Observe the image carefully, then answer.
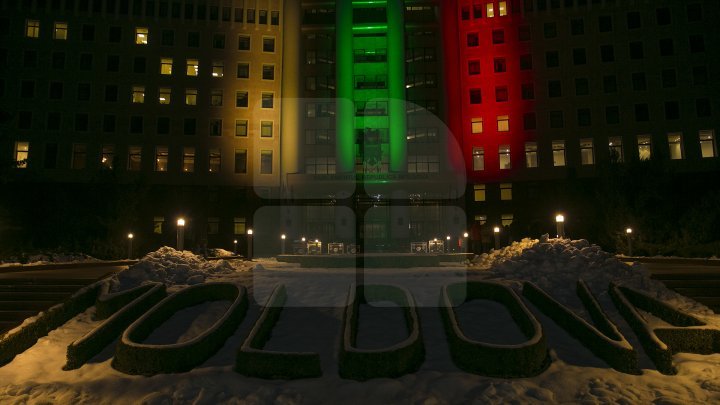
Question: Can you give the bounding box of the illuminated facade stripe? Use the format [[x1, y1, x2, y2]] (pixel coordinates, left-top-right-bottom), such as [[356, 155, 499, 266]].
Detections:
[[336, 0, 356, 173], [387, 0, 407, 172]]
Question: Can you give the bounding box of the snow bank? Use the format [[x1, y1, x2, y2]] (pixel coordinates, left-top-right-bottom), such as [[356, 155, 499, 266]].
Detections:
[[208, 248, 235, 257], [0, 252, 99, 267], [471, 238, 539, 269], [110, 247, 238, 292]]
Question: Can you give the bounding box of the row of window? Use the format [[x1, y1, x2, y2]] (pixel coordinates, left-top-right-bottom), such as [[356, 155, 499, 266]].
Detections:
[[470, 130, 717, 172], [13, 142, 275, 175], [153, 216, 247, 237], [460, 2, 509, 20], [519, 1, 702, 23], [16, 111, 274, 138]]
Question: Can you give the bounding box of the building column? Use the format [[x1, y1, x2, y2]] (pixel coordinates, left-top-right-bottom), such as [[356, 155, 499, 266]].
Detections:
[[387, 0, 407, 173], [336, 0, 355, 173], [280, 0, 301, 190]]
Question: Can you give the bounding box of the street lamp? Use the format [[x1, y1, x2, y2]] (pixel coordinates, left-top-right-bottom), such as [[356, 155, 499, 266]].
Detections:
[[127, 233, 134, 259], [626, 228, 633, 257], [555, 214, 565, 239], [446, 235, 451, 253], [463, 232, 469, 253], [247, 229, 253, 260], [233, 239, 238, 255], [493, 226, 501, 249], [281, 234, 286, 255], [176, 218, 185, 251]]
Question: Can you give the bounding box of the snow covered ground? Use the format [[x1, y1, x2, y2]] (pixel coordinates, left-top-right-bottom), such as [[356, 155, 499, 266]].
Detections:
[[0, 241, 719, 404], [0, 252, 99, 267]]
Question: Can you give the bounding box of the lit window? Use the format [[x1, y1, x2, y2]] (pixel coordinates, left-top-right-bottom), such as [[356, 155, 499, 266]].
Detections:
[[475, 215, 487, 225], [159, 88, 171, 104], [472, 147, 484, 171], [263, 37, 275, 52], [72, 144, 87, 169], [552, 140, 566, 167], [135, 27, 148, 44], [183, 147, 195, 172], [261, 121, 273, 137], [499, 145, 511, 169], [128, 146, 142, 171], [580, 139, 594, 165], [500, 183, 512, 201], [26, 20, 40, 38], [155, 146, 168, 171], [260, 150, 273, 174], [54, 22, 68, 40], [637, 135, 652, 160], [608, 137, 623, 162], [132, 86, 145, 103], [262, 92, 274, 108], [234, 217, 246, 235], [235, 119, 248, 137], [235, 149, 248, 174], [186, 59, 199, 76], [667, 133, 683, 160], [212, 61, 224, 77], [101, 145, 114, 169], [471, 118, 483, 134], [14, 142, 29, 168], [525, 142, 538, 168], [185, 88, 197, 105], [499, 1, 507, 16], [474, 184, 486, 201], [486, 3, 495, 18], [153, 217, 164, 234], [209, 149, 221, 172], [207, 218, 220, 235], [211, 89, 223, 106], [699, 130, 716, 158], [501, 214, 514, 227], [497, 115, 510, 132], [160, 58, 173, 75]]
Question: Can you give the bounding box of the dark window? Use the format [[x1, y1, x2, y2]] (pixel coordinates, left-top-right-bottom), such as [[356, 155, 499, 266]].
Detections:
[[184, 118, 196, 135], [44, 143, 58, 169], [606, 106, 620, 124], [573, 48, 586, 65], [494, 58, 507, 73], [631, 73, 646, 91], [523, 112, 536, 130], [518, 25, 531, 41], [23, 50, 37, 68], [634, 104, 649, 122], [247, 9, 255, 23], [130, 116, 143, 133], [213, 33, 225, 49], [662, 69, 677, 88], [598, 16, 612, 32], [133, 57, 146, 73], [262, 65, 274, 80], [692, 66, 708, 85], [521, 83, 534, 100], [52, 52, 65, 69], [656, 7, 671, 25], [543, 22, 557, 38], [49, 82, 63, 99], [492, 29, 505, 44], [103, 114, 116, 132], [696, 98, 711, 117], [271, 11, 280, 25], [238, 35, 250, 50], [548, 80, 561, 97], [161, 29, 174, 46], [81, 24, 95, 41], [210, 119, 222, 136], [519, 54, 532, 70], [577, 108, 591, 127], [545, 51, 559, 68], [549, 111, 564, 128], [659, 38, 674, 56], [664, 101, 679, 120], [108, 26, 122, 42], [575, 78, 589, 96], [689, 35, 705, 53], [157, 117, 170, 134], [77, 83, 91, 101], [687, 3, 702, 22], [571, 18, 584, 35], [234, 150, 247, 173], [495, 86, 508, 102], [187, 31, 200, 47], [259, 10, 268, 24], [461, 6, 470, 20], [263, 37, 275, 52], [18, 111, 32, 129], [79, 53, 93, 70], [75, 113, 89, 131], [20, 80, 35, 98], [603, 75, 617, 93], [236, 91, 248, 107], [600, 45, 614, 62], [106, 55, 120, 72], [627, 12, 641, 29], [104, 85, 118, 102], [47, 112, 61, 130], [467, 33, 479, 47], [470, 89, 482, 104], [468, 60, 480, 75]]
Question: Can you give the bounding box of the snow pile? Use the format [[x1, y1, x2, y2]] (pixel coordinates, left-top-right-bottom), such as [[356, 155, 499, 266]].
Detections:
[[471, 238, 539, 269], [0, 252, 98, 267], [110, 247, 237, 291], [208, 248, 235, 257]]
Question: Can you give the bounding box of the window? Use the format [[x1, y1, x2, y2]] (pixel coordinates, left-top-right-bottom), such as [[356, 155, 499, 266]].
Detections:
[[106, 55, 120, 72], [523, 113, 536, 130], [573, 48, 586, 65], [632, 73, 647, 91], [54, 22, 68, 40], [549, 111, 564, 128], [52, 52, 65, 69], [238, 35, 251, 50], [629, 42, 644, 59], [552, 141, 566, 166], [667, 133, 683, 160], [135, 27, 148, 44], [468, 60, 480, 75], [546, 51, 559, 68], [26, 20, 40, 38], [161, 29, 174, 46], [261, 121, 273, 137], [696, 98, 712, 118], [21, 80, 35, 98], [128, 146, 142, 171], [271, 11, 280, 25], [247, 9, 256, 23], [471, 118, 483, 134], [494, 58, 506, 73], [499, 1, 507, 16], [235, 119, 248, 137], [77, 83, 91, 101], [23, 50, 37, 68], [635, 104, 650, 122], [153, 217, 164, 234], [501, 214, 514, 227], [575, 78, 589, 96], [69, 144, 88, 170], [492, 29, 505, 44], [132, 86, 145, 103], [606, 106, 620, 124], [75, 113, 89, 131], [472, 147, 484, 171], [108, 26, 122, 42], [18, 111, 31, 129], [518, 25, 531, 41], [656, 7, 671, 25], [263, 37, 275, 52], [209, 149, 221, 172], [213, 33, 226, 49], [598, 16, 612, 32], [693, 66, 708, 86], [495, 86, 508, 102], [183, 147, 195, 172], [637, 135, 652, 161], [48, 113, 62, 131], [497, 115, 509, 132], [571, 18, 584, 35], [609, 137, 623, 162], [211, 61, 224, 78], [548, 80, 561, 97], [130, 116, 143, 134], [662, 69, 677, 88], [470, 89, 482, 104], [261, 93, 274, 109], [44, 143, 57, 169], [207, 218, 220, 235], [603, 75, 617, 93], [521, 83, 534, 100], [49, 82, 63, 100], [236, 91, 249, 108], [210, 119, 223, 136], [500, 183, 512, 201], [160, 58, 173, 75], [260, 150, 273, 174], [659, 38, 674, 56], [499, 145, 511, 169], [486, 3, 495, 18], [577, 108, 591, 127], [600, 45, 614, 62], [159, 88, 171, 104], [627, 12, 641, 29], [100, 145, 115, 169], [157, 117, 170, 134], [687, 4, 703, 22], [14, 142, 29, 168], [234, 218, 246, 235], [525, 143, 538, 168], [234, 149, 247, 174], [580, 139, 594, 165], [544, 23, 557, 39], [262, 65, 275, 80], [187, 32, 200, 47], [133, 57, 146, 74], [186, 59, 199, 76], [183, 118, 196, 135], [665, 101, 679, 120], [699, 130, 716, 158], [211, 89, 223, 106], [305, 157, 337, 174], [185, 88, 198, 105], [474, 185, 486, 202], [155, 146, 168, 171], [237, 63, 250, 78]]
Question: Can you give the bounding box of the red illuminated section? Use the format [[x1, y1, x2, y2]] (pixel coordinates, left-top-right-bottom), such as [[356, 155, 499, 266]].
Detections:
[[443, 0, 535, 183]]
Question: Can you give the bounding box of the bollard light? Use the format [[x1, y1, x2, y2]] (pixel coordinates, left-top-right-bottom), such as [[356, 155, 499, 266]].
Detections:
[[176, 218, 186, 251], [626, 228, 633, 257], [247, 229, 254, 260], [493, 227, 500, 233], [127, 233, 134, 259], [493, 226, 501, 250], [555, 214, 565, 239], [281, 234, 286, 255], [233, 239, 238, 255]]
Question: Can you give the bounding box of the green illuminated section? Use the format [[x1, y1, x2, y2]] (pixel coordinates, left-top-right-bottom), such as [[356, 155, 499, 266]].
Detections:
[[387, 0, 407, 172], [336, 1, 355, 173]]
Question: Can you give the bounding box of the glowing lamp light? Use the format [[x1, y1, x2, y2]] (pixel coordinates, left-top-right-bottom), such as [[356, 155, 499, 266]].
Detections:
[[446, 235, 451, 240], [315, 239, 319, 243], [463, 232, 469, 238], [301, 237, 306, 242], [626, 228, 633, 234], [493, 227, 501, 233], [555, 215, 565, 223], [247, 229, 253, 236], [177, 218, 185, 227], [128, 233, 134, 239], [281, 234, 286, 240], [233, 239, 238, 244]]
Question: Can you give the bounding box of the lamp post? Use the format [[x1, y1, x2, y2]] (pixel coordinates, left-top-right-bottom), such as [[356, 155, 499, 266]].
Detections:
[[176, 218, 185, 251], [555, 214, 565, 239], [281, 234, 286, 255], [446, 235, 451, 253], [247, 229, 253, 260], [626, 228, 633, 257], [233, 239, 238, 255], [127, 233, 134, 259], [463, 232, 469, 253], [493, 226, 501, 249]]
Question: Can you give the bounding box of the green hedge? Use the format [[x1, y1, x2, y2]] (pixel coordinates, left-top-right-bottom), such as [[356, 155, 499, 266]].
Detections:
[[609, 283, 719, 375], [0, 280, 103, 366], [440, 281, 550, 378], [522, 280, 639, 374], [112, 282, 247, 375], [235, 284, 322, 379], [64, 282, 167, 370], [339, 284, 424, 381], [95, 283, 159, 320]]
